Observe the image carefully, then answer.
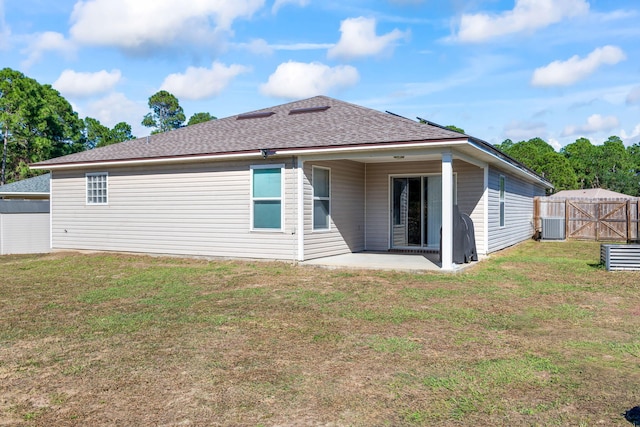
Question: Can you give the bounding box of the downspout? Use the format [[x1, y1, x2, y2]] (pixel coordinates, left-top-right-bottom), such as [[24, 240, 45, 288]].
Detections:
[[49, 171, 53, 250], [364, 163, 367, 251], [483, 166, 489, 255], [297, 157, 305, 261]]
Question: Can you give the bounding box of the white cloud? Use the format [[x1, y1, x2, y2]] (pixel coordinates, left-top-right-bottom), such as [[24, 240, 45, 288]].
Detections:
[[531, 46, 626, 87], [53, 69, 122, 98], [627, 86, 640, 105], [233, 40, 334, 53], [621, 124, 640, 142], [69, 0, 265, 52], [327, 17, 407, 60], [453, 0, 589, 43], [271, 42, 334, 51], [503, 120, 547, 142], [235, 38, 273, 54], [0, 0, 10, 50], [260, 61, 359, 99], [159, 62, 250, 101], [561, 114, 619, 137], [548, 137, 562, 151], [82, 92, 148, 135], [272, 0, 309, 14], [21, 31, 76, 68]]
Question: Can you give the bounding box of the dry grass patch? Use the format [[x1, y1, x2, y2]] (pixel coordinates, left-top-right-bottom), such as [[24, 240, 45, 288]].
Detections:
[[1, 241, 640, 425]]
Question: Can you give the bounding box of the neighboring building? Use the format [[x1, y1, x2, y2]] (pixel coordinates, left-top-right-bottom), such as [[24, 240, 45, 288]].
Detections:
[[31, 96, 552, 270], [0, 175, 50, 254], [0, 173, 50, 199], [551, 188, 634, 199]]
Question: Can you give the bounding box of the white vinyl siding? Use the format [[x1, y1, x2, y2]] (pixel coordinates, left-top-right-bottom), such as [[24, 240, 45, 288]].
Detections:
[[51, 160, 298, 260], [312, 166, 331, 230], [487, 167, 545, 253], [453, 160, 486, 255], [304, 160, 364, 260], [0, 212, 50, 254], [86, 172, 108, 205]]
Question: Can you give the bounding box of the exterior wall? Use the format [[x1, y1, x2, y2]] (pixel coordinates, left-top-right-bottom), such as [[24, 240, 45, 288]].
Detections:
[[365, 159, 486, 252], [0, 213, 50, 254], [454, 160, 486, 255], [487, 166, 546, 253], [50, 159, 298, 260], [303, 160, 365, 259]]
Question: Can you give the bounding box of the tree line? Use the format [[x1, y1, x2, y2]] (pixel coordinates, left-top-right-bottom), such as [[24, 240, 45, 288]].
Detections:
[[0, 68, 215, 185], [495, 136, 640, 196], [3, 67, 638, 195]]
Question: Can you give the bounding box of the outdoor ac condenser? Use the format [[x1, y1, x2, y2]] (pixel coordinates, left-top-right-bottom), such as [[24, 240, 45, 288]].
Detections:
[[541, 218, 565, 240]]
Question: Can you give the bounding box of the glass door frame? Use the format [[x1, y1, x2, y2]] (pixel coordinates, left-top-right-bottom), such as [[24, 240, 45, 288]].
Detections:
[[389, 173, 457, 250]]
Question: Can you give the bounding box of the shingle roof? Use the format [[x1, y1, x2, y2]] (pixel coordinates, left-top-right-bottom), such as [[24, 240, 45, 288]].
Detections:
[[0, 173, 50, 194], [32, 96, 465, 167]]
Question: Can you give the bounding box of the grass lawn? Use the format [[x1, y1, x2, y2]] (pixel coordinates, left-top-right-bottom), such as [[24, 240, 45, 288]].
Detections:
[[1, 241, 639, 426]]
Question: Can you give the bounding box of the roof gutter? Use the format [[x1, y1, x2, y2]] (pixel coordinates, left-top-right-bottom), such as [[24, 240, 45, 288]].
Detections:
[[30, 151, 266, 171], [0, 192, 49, 198], [466, 137, 553, 188]]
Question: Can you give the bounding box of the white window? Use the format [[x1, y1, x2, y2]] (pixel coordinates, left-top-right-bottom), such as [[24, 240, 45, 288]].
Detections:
[[499, 175, 505, 227], [86, 172, 108, 205], [251, 165, 284, 230], [312, 166, 331, 230]]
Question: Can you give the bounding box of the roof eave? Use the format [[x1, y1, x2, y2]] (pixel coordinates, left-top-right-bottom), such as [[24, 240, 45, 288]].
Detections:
[[29, 139, 469, 170]]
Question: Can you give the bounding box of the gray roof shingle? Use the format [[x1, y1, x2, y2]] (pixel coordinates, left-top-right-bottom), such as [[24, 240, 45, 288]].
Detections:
[[32, 96, 465, 167], [0, 173, 50, 194]]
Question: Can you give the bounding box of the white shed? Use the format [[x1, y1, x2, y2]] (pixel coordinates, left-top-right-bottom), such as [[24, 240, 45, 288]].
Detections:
[[0, 174, 51, 255]]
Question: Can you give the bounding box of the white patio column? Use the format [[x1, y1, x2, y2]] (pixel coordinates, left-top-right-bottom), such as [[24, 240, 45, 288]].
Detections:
[[441, 151, 454, 270]]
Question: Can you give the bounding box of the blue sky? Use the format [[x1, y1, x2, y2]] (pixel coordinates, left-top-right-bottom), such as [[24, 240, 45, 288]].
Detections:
[[1, 0, 639, 150]]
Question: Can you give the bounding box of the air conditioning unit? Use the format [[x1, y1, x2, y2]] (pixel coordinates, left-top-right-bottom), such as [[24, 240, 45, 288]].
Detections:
[[541, 218, 565, 240]]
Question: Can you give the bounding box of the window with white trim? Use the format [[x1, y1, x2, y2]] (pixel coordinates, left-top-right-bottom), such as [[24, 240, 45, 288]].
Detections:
[[86, 172, 108, 205], [499, 175, 505, 227], [312, 166, 330, 230], [251, 165, 284, 230]]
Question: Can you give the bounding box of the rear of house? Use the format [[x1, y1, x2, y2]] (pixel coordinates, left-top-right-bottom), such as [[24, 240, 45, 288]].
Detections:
[[33, 96, 551, 269]]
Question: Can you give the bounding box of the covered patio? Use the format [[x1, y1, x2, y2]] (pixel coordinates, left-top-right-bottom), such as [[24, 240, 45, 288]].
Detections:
[[301, 251, 480, 272]]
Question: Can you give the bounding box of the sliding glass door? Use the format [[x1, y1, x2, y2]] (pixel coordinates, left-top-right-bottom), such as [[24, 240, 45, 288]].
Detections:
[[391, 175, 444, 249]]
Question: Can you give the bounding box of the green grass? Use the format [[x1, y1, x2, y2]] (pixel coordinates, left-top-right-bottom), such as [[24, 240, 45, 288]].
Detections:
[[0, 241, 639, 426]]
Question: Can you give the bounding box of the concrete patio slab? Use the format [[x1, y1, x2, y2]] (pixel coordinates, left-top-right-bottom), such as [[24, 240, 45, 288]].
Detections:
[[301, 252, 476, 272]]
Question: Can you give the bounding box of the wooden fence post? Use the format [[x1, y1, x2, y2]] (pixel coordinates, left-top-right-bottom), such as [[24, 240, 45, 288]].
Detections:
[[627, 199, 631, 242], [565, 198, 569, 240]]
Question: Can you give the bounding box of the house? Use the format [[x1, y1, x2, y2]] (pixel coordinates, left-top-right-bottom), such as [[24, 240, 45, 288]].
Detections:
[[31, 96, 552, 270], [0, 174, 50, 254]]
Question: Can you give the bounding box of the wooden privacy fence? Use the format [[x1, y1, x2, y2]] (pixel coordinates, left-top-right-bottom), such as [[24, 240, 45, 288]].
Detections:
[[534, 197, 640, 242]]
